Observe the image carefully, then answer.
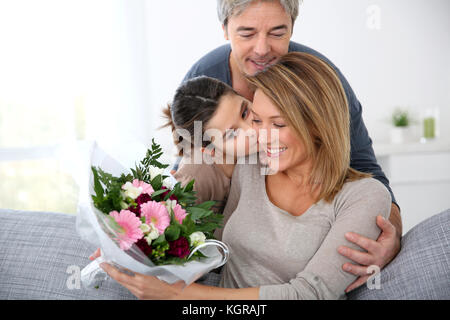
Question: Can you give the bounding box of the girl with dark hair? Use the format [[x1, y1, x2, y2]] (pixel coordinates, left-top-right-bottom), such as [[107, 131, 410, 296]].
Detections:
[[162, 76, 258, 213]]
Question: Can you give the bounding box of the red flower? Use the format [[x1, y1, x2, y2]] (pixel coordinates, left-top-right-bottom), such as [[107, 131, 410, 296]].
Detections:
[[167, 236, 190, 259], [136, 193, 152, 212], [128, 205, 140, 216], [136, 237, 153, 257], [128, 193, 152, 216], [161, 186, 178, 201]]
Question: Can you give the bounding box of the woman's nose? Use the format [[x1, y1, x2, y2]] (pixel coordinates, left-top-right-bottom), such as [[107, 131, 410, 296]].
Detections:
[[257, 127, 279, 146]]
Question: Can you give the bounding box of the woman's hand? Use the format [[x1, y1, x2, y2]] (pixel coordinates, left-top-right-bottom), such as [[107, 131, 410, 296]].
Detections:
[[99, 262, 184, 300], [338, 215, 401, 293], [89, 249, 184, 299]]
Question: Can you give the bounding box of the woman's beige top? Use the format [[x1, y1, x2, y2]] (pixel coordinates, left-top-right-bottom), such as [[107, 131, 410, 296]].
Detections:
[[218, 161, 391, 300], [173, 158, 391, 300]]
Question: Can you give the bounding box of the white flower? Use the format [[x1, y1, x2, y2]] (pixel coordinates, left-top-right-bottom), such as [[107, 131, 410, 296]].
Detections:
[[120, 201, 129, 209], [148, 223, 160, 240], [145, 235, 153, 246], [148, 165, 165, 181], [189, 231, 206, 247], [165, 199, 177, 214], [162, 177, 173, 189], [144, 224, 160, 245], [140, 223, 151, 234], [122, 181, 142, 200]]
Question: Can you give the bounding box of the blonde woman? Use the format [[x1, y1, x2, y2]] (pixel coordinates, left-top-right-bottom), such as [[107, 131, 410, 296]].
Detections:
[[100, 52, 391, 300]]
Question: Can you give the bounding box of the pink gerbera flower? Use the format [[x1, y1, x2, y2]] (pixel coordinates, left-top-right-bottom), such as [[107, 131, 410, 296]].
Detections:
[[140, 201, 170, 234], [172, 203, 187, 224], [132, 179, 154, 196], [109, 210, 144, 251]]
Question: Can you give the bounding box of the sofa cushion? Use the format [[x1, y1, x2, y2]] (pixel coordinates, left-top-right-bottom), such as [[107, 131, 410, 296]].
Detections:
[[0, 209, 136, 300], [347, 209, 450, 300]]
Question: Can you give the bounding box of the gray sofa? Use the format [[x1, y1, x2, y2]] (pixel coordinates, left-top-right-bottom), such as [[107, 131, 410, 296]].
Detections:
[[0, 208, 449, 300]]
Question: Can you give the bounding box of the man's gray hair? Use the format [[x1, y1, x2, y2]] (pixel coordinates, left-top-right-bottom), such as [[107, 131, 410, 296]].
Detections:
[[217, 0, 302, 26]]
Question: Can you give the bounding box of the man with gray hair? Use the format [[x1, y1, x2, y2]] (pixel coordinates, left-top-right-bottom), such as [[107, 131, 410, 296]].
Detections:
[[182, 0, 402, 294]]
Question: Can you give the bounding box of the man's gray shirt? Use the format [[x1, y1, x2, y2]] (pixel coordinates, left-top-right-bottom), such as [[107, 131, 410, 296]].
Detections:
[[181, 41, 397, 207]]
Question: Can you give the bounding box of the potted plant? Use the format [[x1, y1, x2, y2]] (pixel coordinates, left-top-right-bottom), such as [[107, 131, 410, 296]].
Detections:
[[390, 108, 411, 144]]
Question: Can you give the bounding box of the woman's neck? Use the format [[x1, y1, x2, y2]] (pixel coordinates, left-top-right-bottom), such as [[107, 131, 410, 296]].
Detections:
[[278, 160, 319, 198]]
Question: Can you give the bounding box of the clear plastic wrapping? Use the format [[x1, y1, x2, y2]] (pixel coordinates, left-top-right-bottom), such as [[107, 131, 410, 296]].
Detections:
[[76, 142, 229, 289]]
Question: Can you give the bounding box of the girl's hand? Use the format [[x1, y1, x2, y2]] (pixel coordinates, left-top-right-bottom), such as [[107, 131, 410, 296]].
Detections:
[[99, 262, 184, 300], [89, 248, 101, 261]]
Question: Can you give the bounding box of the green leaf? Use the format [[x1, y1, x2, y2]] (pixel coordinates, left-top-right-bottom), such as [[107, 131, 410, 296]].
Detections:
[[91, 167, 104, 199], [194, 222, 222, 233], [186, 207, 211, 220], [181, 213, 196, 236], [183, 179, 195, 192], [196, 201, 215, 210], [151, 189, 167, 199], [110, 182, 124, 210], [152, 234, 166, 246], [151, 174, 163, 191], [163, 188, 176, 201], [164, 225, 181, 241]]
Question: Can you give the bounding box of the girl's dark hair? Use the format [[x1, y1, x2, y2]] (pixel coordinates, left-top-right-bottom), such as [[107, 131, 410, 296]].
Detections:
[[161, 76, 235, 156]]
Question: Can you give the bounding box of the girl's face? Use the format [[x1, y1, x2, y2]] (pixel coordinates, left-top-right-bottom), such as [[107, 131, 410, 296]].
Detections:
[[204, 92, 258, 161], [251, 89, 309, 173]]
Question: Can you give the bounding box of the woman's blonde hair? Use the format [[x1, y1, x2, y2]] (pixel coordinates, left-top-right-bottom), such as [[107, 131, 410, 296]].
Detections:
[[247, 52, 371, 202]]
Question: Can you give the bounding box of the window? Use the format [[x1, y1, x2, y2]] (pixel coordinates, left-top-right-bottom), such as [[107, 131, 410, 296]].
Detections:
[[0, 0, 150, 214]]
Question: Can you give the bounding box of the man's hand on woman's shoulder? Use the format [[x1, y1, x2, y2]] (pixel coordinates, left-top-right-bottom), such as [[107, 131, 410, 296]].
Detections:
[[338, 212, 401, 293]]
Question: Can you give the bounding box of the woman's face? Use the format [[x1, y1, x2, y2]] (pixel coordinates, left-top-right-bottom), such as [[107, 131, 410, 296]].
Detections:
[[204, 92, 258, 162], [251, 89, 309, 173]]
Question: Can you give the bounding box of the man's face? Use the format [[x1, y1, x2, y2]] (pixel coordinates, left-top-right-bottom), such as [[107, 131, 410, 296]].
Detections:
[[224, 0, 293, 76]]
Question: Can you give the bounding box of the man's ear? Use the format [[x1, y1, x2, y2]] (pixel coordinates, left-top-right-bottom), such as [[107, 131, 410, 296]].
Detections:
[[222, 24, 229, 41]]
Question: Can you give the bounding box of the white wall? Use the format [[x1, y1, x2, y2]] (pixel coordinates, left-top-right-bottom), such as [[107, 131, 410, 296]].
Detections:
[[145, 0, 224, 164], [295, 0, 450, 144], [144, 0, 450, 163]]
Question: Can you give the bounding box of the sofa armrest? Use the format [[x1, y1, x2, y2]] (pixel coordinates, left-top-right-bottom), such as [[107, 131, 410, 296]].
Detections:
[[347, 209, 450, 300]]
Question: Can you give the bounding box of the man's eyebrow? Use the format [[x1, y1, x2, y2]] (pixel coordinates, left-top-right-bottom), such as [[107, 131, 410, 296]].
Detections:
[[236, 25, 288, 33], [236, 26, 255, 32], [269, 25, 288, 32]]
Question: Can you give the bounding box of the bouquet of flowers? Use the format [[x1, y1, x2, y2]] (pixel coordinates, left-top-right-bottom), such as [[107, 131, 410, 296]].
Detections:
[[76, 140, 229, 288]]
